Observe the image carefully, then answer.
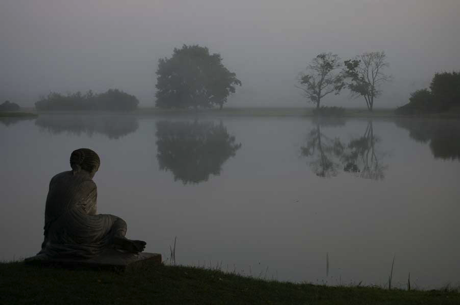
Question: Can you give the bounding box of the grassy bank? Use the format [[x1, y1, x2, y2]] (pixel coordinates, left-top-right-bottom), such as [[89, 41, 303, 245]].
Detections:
[[1, 262, 458, 305]]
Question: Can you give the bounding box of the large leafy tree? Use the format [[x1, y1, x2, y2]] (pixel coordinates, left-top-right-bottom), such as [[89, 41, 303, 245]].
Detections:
[[343, 51, 391, 112], [296, 53, 344, 109], [155, 45, 242, 109]]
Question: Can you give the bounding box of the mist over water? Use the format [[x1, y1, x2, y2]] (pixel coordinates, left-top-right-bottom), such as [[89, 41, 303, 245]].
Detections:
[[1, 115, 459, 288]]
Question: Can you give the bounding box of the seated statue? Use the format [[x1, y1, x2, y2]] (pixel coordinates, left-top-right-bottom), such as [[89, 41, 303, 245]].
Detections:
[[38, 148, 146, 259]]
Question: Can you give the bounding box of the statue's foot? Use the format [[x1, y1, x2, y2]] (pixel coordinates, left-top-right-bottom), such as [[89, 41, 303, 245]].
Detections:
[[114, 237, 146, 253], [132, 240, 147, 252], [25, 253, 49, 262]]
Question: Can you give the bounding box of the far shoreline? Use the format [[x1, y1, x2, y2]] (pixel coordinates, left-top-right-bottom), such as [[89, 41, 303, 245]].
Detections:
[[0, 111, 38, 118], [2, 107, 460, 119]]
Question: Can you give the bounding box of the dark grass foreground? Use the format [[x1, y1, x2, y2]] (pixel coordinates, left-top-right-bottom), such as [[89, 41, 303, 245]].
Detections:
[[1, 262, 459, 305]]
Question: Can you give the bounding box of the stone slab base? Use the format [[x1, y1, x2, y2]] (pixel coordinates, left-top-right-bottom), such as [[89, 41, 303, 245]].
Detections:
[[24, 250, 162, 272]]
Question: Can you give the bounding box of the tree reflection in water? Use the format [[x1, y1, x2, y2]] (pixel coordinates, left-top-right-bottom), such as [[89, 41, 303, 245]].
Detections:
[[156, 120, 242, 184], [301, 123, 344, 178], [395, 119, 460, 161], [35, 115, 139, 139], [301, 120, 386, 180], [342, 121, 386, 180], [0, 116, 36, 126]]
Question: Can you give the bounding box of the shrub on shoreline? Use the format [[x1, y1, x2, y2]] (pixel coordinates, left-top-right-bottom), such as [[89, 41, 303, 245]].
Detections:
[[396, 72, 459, 115], [0, 100, 20, 112], [35, 89, 139, 112]]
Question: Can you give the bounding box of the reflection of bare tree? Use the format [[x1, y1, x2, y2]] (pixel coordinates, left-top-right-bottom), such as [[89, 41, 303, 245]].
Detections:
[[301, 124, 344, 178], [0, 116, 36, 126], [342, 121, 386, 180], [301, 120, 386, 180]]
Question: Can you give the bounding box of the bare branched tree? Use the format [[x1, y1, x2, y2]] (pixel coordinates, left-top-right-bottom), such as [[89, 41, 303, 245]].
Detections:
[[344, 51, 391, 112], [296, 53, 344, 109]]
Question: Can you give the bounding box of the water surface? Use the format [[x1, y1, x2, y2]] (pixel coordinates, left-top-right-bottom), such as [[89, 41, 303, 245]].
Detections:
[[1, 114, 459, 289]]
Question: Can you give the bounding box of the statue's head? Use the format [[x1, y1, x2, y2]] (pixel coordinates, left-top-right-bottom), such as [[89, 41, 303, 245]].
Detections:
[[70, 148, 100, 178]]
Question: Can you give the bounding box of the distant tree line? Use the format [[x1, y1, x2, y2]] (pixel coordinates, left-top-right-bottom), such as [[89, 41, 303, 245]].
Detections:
[[396, 72, 460, 115], [154, 46, 458, 115], [35, 89, 139, 111], [32, 44, 457, 114], [154, 46, 396, 112]]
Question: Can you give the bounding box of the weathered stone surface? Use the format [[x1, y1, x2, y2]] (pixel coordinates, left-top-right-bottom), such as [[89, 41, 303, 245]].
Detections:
[[25, 250, 161, 272], [38, 148, 147, 260]]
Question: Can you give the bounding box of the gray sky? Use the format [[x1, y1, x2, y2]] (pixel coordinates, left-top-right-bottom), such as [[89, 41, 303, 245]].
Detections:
[[1, 0, 459, 108]]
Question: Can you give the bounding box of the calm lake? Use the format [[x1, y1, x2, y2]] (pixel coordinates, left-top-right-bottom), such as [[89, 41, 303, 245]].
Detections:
[[1, 114, 459, 289]]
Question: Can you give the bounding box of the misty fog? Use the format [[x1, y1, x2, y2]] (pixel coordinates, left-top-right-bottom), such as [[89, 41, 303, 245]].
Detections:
[[1, 0, 459, 108]]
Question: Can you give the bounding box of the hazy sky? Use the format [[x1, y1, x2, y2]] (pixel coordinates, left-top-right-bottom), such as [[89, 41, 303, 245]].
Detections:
[[1, 0, 459, 108]]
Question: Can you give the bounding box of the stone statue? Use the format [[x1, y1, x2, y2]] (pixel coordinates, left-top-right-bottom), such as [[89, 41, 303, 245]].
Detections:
[[37, 148, 146, 259]]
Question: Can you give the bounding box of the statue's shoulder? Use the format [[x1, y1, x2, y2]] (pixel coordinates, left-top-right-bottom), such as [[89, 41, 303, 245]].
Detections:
[[50, 171, 71, 182], [49, 171, 95, 187]]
